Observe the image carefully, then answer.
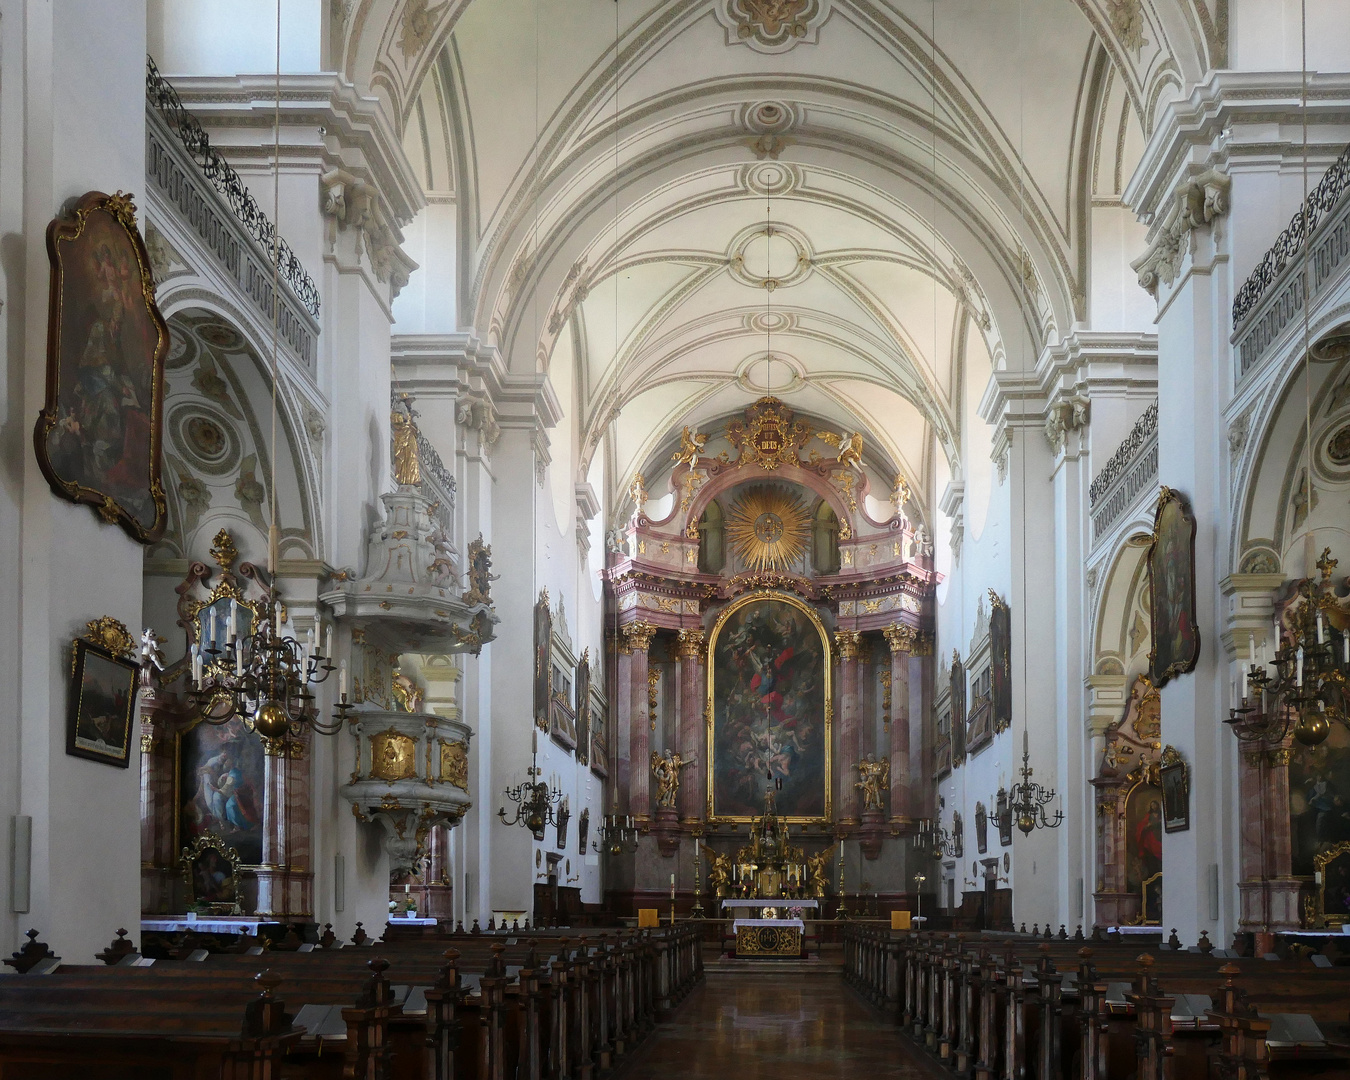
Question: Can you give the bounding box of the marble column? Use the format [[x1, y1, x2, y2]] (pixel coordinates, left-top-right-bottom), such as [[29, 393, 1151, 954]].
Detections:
[[625, 623, 658, 820], [676, 629, 706, 823], [612, 633, 633, 816], [883, 625, 914, 824], [835, 630, 863, 824]]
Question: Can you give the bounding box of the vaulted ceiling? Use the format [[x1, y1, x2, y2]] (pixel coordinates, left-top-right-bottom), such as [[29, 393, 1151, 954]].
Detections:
[[387, 0, 1219, 516]]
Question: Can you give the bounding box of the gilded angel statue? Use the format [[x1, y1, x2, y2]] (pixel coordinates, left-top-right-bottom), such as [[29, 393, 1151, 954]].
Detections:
[[391, 397, 421, 486], [854, 754, 890, 813], [651, 748, 691, 808], [704, 848, 733, 900], [671, 426, 708, 467], [818, 429, 864, 468], [805, 848, 833, 899]]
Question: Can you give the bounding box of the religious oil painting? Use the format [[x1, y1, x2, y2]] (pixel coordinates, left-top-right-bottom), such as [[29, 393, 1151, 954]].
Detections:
[[1147, 487, 1200, 686], [66, 639, 138, 767], [989, 592, 1012, 733], [35, 191, 168, 542], [178, 719, 265, 866], [1160, 749, 1190, 833], [708, 593, 830, 820], [1321, 847, 1350, 925], [1288, 725, 1350, 878], [534, 591, 552, 732], [1125, 782, 1163, 923]]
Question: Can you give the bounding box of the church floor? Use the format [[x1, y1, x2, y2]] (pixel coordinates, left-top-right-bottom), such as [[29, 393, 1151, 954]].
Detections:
[[620, 974, 945, 1079]]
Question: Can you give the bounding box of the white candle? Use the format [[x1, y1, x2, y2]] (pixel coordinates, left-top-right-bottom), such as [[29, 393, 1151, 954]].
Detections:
[[228, 599, 238, 641], [192, 644, 203, 686], [236, 644, 245, 677], [275, 607, 283, 637], [1317, 612, 1325, 645], [340, 660, 349, 698], [1247, 633, 1254, 664], [325, 624, 334, 659], [1296, 647, 1304, 687], [1240, 668, 1247, 701], [1343, 631, 1348, 665]]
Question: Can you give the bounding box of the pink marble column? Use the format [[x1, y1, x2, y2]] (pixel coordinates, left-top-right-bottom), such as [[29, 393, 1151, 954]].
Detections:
[[612, 633, 633, 816], [835, 630, 863, 824], [254, 735, 313, 919], [676, 629, 706, 822], [883, 625, 913, 823], [138, 697, 179, 915], [625, 623, 658, 820]]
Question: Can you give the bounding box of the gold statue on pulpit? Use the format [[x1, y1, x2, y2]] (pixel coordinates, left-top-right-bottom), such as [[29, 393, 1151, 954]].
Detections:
[[705, 849, 733, 900]]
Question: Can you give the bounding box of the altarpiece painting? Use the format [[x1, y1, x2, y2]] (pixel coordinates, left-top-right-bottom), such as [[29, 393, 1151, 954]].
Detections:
[[989, 592, 1012, 733], [35, 191, 168, 542], [708, 593, 830, 820], [1289, 724, 1350, 878], [177, 718, 265, 867]]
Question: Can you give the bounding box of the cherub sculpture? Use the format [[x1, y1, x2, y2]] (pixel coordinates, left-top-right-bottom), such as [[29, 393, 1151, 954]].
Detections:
[[704, 849, 733, 900], [805, 848, 834, 899], [650, 748, 691, 808], [671, 426, 708, 467]]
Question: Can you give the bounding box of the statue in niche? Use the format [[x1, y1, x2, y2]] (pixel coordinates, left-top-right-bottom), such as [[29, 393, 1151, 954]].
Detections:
[[391, 670, 423, 714], [651, 749, 690, 808], [391, 397, 421, 486]]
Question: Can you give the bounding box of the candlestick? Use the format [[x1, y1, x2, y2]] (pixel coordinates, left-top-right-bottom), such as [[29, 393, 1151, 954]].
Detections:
[[326, 624, 334, 660], [340, 660, 349, 699], [1317, 612, 1325, 645], [1296, 647, 1304, 687]]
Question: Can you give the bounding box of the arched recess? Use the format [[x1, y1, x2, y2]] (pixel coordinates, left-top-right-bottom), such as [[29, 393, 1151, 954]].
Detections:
[[1231, 337, 1350, 579], [151, 307, 323, 572], [1091, 531, 1154, 684]]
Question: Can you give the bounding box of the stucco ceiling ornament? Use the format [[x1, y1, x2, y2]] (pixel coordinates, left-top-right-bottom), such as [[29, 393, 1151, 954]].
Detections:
[[725, 396, 812, 470], [726, 484, 810, 572], [399, 0, 450, 58], [715, 0, 829, 54], [1105, 0, 1148, 52]]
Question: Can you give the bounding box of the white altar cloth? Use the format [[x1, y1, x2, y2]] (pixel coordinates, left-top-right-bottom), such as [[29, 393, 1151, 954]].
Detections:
[[721, 899, 818, 910]]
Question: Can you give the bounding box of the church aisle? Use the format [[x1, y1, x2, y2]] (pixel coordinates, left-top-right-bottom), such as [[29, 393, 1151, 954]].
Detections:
[[620, 974, 945, 1079]]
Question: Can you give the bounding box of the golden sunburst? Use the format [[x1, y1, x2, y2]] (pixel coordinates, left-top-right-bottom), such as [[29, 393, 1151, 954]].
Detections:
[[726, 484, 810, 571]]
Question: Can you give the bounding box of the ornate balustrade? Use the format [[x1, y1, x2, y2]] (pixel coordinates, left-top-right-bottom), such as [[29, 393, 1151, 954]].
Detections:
[[1088, 400, 1158, 543], [1232, 142, 1350, 379], [145, 55, 320, 370]]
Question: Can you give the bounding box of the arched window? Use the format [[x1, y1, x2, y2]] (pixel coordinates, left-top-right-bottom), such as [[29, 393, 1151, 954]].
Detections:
[[812, 500, 840, 573], [697, 500, 725, 573]]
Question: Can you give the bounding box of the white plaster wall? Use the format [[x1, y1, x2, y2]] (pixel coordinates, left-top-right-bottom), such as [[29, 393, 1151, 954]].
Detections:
[[392, 203, 458, 334], [148, 0, 323, 74], [0, 0, 149, 960]]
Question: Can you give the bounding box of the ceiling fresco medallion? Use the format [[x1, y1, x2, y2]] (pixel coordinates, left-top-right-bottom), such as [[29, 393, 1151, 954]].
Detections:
[[716, 0, 829, 53]]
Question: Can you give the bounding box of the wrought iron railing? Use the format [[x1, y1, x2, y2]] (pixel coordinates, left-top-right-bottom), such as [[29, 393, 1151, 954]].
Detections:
[[146, 55, 320, 320], [1089, 400, 1158, 541], [1232, 142, 1350, 328]]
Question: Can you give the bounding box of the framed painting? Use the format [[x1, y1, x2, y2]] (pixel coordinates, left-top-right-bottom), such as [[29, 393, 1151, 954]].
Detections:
[[177, 718, 266, 866], [550, 661, 577, 751], [1314, 843, 1350, 928], [1124, 782, 1163, 915], [34, 191, 168, 542], [180, 833, 242, 915], [707, 592, 831, 821], [1147, 487, 1200, 686], [1160, 746, 1190, 833], [589, 702, 609, 779], [1289, 725, 1350, 877], [950, 652, 967, 766], [534, 590, 552, 732], [575, 650, 591, 766], [975, 801, 988, 855], [66, 621, 139, 767], [995, 787, 1013, 847], [989, 592, 1012, 733]]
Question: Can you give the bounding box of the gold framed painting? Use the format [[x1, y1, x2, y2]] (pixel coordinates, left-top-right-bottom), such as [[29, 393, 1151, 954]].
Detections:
[[66, 618, 139, 767], [34, 191, 168, 543], [1147, 487, 1200, 686]]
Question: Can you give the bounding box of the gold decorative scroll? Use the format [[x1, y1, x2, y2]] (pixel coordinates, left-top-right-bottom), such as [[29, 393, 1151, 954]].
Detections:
[[370, 727, 418, 783], [726, 484, 809, 571]]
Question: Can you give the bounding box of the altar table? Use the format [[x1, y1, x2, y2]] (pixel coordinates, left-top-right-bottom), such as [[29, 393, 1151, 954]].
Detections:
[[733, 918, 805, 957]]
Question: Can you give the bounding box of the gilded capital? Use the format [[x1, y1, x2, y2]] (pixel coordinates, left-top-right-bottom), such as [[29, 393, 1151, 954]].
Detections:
[[835, 629, 863, 661], [624, 620, 658, 654], [909, 631, 934, 657], [675, 628, 705, 659], [882, 623, 917, 654]]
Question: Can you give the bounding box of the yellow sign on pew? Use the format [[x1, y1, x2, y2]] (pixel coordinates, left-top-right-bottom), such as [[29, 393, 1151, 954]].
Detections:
[[891, 910, 912, 930], [637, 908, 660, 928]]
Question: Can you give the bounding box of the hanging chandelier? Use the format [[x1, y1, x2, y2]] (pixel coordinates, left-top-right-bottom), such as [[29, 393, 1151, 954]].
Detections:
[[187, 597, 350, 742], [1229, 548, 1348, 747], [915, 816, 955, 859], [498, 730, 563, 840], [1007, 731, 1063, 835], [595, 815, 640, 856]]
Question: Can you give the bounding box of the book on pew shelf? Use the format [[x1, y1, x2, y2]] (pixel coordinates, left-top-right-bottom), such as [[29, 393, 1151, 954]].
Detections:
[[506, 937, 517, 945], [135, 956, 156, 967], [1262, 952, 1281, 961], [389, 984, 412, 1007], [1311, 954, 1332, 968], [26, 958, 62, 975], [186, 949, 210, 962], [1261, 1013, 1326, 1048], [246, 946, 265, 955], [298, 943, 316, 952], [115, 953, 143, 967], [1169, 993, 1213, 1027], [293, 1004, 349, 1041], [461, 972, 483, 994], [404, 987, 429, 1016], [1105, 981, 1132, 1013]]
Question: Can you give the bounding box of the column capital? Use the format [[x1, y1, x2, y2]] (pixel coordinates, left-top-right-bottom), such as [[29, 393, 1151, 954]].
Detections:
[[835, 629, 863, 661], [675, 627, 705, 659], [624, 621, 658, 654], [882, 623, 917, 655]]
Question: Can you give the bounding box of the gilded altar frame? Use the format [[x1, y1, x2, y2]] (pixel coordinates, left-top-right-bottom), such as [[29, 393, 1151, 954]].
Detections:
[[1311, 841, 1350, 928], [706, 589, 833, 823]]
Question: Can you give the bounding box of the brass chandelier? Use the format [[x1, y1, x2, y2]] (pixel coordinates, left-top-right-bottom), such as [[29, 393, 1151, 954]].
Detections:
[[1007, 730, 1064, 835], [1229, 548, 1348, 747], [498, 730, 563, 841], [188, 598, 350, 742]]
